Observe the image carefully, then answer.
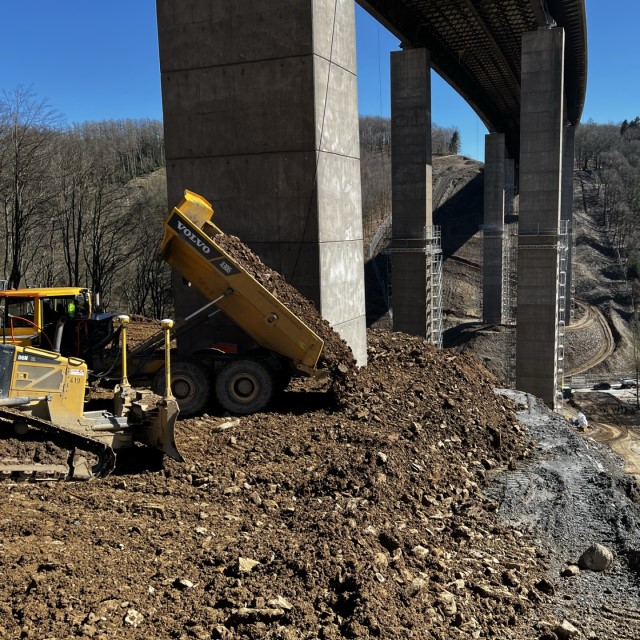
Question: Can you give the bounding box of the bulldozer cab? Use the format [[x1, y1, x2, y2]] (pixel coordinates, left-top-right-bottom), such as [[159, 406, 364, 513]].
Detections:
[[0, 288, 93, 353]]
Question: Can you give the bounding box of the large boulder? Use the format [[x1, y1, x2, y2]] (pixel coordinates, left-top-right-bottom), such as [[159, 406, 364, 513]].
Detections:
[[578, 543, 614, 571]]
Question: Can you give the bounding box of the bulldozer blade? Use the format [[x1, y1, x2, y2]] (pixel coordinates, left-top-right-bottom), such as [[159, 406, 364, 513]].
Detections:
[[145, 398, 183, 462]]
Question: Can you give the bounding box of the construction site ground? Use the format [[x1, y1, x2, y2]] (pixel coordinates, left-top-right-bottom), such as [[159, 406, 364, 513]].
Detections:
[[1, 331, 639, 639]]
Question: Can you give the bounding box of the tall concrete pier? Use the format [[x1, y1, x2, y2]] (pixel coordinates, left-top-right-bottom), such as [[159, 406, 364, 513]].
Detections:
[[482, 133, 507, 325], [561, 124, 576, 322], [516, 27, 566, 407], [390, 47, 434, 338], [156, 0, 367, 363]]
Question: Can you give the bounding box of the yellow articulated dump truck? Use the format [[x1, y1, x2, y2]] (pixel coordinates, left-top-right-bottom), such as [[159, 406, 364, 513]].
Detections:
[[156, 190, 325, 415], [0, 191, 324, 417]]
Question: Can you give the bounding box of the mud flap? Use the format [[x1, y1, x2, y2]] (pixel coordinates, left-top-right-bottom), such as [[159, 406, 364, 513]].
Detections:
[[143, 397, 183, 462]]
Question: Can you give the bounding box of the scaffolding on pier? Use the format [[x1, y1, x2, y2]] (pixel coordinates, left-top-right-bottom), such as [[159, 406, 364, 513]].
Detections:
[[556, 220, 570, 409], [387, 225, 443, 348]]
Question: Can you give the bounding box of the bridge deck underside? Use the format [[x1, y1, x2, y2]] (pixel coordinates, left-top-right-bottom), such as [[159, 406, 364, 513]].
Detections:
[[358, 0, 587, 157]]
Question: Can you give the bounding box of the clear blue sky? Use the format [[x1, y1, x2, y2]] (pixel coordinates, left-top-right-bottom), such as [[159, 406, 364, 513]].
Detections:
[[0, 1, 637, 161]]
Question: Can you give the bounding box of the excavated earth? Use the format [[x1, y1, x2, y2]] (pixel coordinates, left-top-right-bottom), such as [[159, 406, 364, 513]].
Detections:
[[1, 332, 640, 639], [0, 332, 553, 639]]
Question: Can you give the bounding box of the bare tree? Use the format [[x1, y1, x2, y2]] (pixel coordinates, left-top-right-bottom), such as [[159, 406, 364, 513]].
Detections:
[[121, 173, 173, 317], [0, 87, 60, 287], [82, 173, 136, 306], [53, 129, 101, 286]]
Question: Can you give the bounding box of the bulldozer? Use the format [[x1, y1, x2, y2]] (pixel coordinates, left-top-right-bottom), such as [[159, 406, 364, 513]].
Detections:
[[0, 316, 181, 481]]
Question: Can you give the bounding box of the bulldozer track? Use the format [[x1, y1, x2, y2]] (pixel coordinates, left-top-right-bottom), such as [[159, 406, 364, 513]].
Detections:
[[566, 301, 615, 375], [0, 407, 116, 480]]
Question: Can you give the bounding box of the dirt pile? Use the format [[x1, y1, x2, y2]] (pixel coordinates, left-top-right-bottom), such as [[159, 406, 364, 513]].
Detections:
[[0, 329, 563, 639], [216, 234, 356, 381]]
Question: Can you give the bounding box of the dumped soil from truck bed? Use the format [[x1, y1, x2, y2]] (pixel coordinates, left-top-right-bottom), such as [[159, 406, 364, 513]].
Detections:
[[216, 234, 356, 382]]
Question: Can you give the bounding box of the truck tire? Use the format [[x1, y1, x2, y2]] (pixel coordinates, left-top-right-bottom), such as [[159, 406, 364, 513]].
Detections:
[[214, 359, 274, 415], [152, 360, 210, 417]]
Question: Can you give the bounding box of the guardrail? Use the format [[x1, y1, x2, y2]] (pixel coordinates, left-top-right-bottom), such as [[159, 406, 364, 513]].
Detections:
[[568, 373, 638, 390]]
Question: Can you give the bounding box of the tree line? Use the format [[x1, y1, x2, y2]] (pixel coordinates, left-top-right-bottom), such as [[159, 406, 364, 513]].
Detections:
[[575, 118, 640, 276], [0, 87, 171, 317]]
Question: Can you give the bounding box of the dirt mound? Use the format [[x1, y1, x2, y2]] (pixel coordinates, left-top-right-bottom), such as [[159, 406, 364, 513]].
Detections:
[[0, 329, 560, 639], [216, 234, 356, 381]]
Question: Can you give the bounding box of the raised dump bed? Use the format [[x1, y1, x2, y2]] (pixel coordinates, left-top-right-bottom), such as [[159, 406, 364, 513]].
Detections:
[[159, 190, 324, 374]]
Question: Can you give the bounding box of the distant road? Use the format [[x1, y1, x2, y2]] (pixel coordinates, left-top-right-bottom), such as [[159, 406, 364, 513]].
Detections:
[[566, 301, 615, 375]]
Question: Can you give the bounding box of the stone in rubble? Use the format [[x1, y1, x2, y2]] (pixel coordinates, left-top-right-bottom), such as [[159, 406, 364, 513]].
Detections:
[[578, 543, 614, 571], [268, 595, 293, 611], [554, 619, 579, 639], [560, 564, 580, 577], [237, 557, 261, 573], [436, 590, 457, 617], [174, 578, 195, 590], [411, 545, 430, 560], [124, 609, 144, 628], [406, 577, 426, 597]]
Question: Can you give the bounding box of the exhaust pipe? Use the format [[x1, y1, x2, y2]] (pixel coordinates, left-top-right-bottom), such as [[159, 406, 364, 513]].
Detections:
[[53, 317, 67, 353]]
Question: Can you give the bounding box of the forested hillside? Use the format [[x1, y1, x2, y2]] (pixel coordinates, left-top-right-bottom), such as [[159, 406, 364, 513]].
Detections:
[[0, 87, 170, 316], [574, 118, 640, 304]]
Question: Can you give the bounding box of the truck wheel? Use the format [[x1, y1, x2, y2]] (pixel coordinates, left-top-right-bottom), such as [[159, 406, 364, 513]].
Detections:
[[215, 359, 274, 415], [152, 361, 210, 417]]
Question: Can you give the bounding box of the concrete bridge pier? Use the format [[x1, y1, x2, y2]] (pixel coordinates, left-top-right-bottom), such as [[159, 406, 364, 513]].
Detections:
[[561, 124, 576, 323], [515, 27, 566, 407], [482, 133, 507, 325], [390, 47, 435, 339], [156, 0, 367, 364]]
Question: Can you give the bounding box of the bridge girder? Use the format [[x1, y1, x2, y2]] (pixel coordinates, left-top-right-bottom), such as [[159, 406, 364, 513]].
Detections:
[[357, 0, 587, 159]]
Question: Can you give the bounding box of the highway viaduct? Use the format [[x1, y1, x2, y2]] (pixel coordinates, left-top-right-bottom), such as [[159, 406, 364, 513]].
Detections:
[[156, 0, 587, 408]]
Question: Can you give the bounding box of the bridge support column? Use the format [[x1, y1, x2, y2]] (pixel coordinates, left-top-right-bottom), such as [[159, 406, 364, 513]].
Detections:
[[561, 124, 576, 323], [482, 133, 506, 325], [156, 0, 367, 364], [390, 47, 434, 339], [516, 27, 565, 407]]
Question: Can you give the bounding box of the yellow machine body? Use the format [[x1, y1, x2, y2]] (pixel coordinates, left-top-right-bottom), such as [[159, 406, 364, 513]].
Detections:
[[159, 190, 324, 372], [2, 344, 87, 423], [0, 342, 182, 471]]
